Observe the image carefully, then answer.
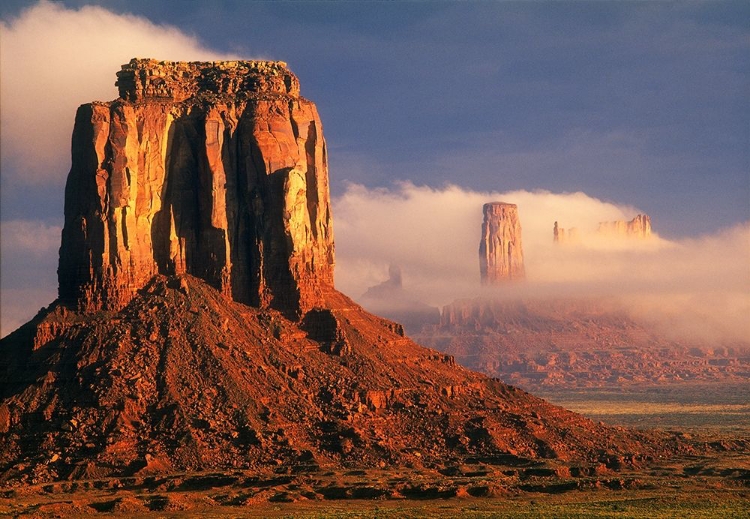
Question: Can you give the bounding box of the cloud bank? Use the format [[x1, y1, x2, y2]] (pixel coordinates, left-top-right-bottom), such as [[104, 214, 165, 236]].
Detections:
[[333, 183, 750, 344], [0, 0, 234, 186]]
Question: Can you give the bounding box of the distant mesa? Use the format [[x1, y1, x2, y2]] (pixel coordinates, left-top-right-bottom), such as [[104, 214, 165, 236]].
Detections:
[[479, 202, 525, 284], [597, 214, 652, 239], [362, 264, 403, 299], [553, 214, 652, 244]]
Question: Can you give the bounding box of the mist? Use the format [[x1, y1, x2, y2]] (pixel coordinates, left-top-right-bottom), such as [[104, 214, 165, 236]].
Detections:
[[333, 183, 750, 344]]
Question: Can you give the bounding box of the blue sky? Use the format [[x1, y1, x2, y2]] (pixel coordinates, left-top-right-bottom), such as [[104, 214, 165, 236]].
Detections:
[[1, 1, 748, 335]]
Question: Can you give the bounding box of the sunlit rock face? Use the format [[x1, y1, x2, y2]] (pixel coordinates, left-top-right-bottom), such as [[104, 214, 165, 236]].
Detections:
[[597, 214, 652, 239], [58, 59, 334, 317], [478, 202, 525, 284]]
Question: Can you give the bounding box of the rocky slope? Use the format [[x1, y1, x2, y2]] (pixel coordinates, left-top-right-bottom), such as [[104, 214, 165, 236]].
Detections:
[[1, 276, 696, 485], [479, 202, 525, 284]]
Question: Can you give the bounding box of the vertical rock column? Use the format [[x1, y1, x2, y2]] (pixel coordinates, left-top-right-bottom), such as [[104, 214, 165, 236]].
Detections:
[[478, 202, 525, 284], [58, 59, 335, 317]]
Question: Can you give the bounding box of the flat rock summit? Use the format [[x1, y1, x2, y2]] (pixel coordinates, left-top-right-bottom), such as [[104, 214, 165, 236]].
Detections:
[[0, 59, 706, 486], [59, 58, 333, 318]]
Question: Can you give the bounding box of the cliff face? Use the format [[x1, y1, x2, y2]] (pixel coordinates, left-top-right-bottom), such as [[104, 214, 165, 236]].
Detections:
[[479, 202, 525, 284], [58, 59, 334, 317], [597, 214, 652, 239]]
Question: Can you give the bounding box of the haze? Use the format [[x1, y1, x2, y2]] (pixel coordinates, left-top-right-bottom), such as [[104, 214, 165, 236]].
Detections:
[[335, 183, 750, 344]]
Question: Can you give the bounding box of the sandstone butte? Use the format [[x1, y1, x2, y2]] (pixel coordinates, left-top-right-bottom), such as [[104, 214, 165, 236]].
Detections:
[[0, 59, 710, 486], [59, 58, 333, 319], [479, 202, 525, 284]]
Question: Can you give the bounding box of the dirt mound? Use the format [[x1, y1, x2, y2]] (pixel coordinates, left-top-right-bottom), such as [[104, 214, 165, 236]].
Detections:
[[0, 275, 694, 485]]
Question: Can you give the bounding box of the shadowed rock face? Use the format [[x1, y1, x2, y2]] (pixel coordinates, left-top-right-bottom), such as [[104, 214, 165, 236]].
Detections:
[[58, 59, 334, 317], [479, 202, 525, 284]]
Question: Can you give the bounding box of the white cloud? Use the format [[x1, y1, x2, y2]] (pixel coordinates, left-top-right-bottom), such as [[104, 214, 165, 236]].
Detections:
[[333, 182, 651, 300], [0, 0, 235, 185], [333, 183, 750, 343]]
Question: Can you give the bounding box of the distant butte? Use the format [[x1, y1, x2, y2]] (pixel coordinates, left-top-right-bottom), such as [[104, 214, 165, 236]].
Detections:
[[479, 202, 525, 284], [597, 214, 652, 239], [553, 214, 652, 244], [553, 221, 580, 244]]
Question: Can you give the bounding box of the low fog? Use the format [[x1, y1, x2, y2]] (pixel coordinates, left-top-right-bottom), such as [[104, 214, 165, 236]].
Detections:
[[333, 183, 750, 344]]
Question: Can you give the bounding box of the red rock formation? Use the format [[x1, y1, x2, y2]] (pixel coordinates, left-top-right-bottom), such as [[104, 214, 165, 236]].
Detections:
[[58, 59, 334, 317], [0, 58, 713, 489], [597, 214, 652, 239], [417, 297, 750, 390], [479, 202, 525, 284]]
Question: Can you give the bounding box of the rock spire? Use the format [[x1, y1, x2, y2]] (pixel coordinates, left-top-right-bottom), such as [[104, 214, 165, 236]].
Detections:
[[58, 59, 334, 317], [479, 202, 525, 284]]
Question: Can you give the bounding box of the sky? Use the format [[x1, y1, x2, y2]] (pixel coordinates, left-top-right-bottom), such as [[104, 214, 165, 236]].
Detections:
[[1, 1, 748, 338]]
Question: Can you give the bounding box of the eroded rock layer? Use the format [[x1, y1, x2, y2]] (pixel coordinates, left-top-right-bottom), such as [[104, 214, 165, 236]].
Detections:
[[416, 297, 750, 390], [479, 202, 525, 284], [58, 59, 334, 317]]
